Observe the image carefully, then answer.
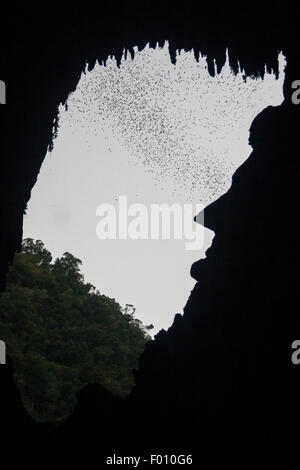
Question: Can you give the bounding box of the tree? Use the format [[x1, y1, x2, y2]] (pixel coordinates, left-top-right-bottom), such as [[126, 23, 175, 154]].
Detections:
[[0, 239, 152, 422]]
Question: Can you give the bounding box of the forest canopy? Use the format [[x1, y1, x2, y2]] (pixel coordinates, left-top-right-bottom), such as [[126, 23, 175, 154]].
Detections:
[[0, 238, 153, 422]]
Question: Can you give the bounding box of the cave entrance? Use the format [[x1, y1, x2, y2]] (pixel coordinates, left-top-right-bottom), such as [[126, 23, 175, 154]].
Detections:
[[2, 41, 286, 422], [24, 42, 286, 334]]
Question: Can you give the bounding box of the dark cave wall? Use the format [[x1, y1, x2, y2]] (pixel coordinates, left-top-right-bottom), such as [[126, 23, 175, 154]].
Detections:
[[128, 101, 300, 449], [0, 2, 300, 449]]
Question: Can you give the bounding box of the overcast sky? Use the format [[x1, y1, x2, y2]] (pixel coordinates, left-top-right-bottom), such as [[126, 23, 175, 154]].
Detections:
[[23, 43, 285, 335]]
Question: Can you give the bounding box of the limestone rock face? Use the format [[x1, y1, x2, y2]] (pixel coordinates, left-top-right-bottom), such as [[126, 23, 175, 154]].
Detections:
[[128, 102, 300, 449]]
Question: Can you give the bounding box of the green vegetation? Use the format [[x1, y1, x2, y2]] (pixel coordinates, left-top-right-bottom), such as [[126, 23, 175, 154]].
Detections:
[[0, 238, 153, 422]]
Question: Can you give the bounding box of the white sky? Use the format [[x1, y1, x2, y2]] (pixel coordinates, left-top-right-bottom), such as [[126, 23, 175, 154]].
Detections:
[[23, 43, 286, 335]]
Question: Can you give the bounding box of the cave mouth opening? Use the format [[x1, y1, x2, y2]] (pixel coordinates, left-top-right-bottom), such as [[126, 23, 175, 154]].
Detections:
[[0, 41, 286, 423]]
